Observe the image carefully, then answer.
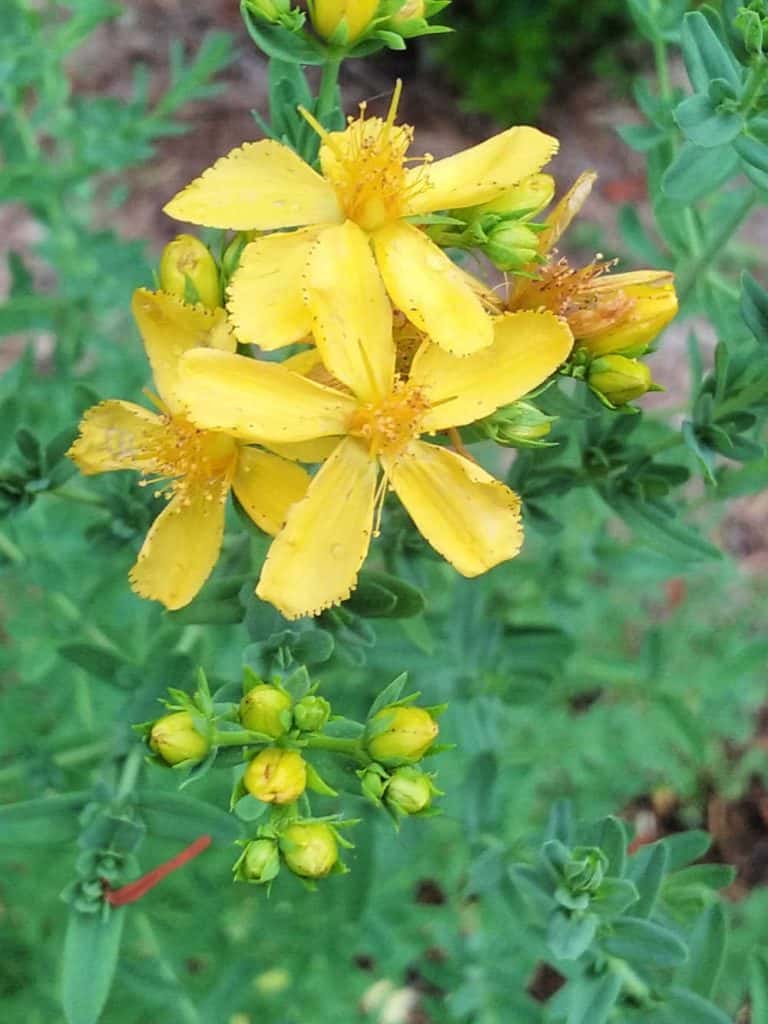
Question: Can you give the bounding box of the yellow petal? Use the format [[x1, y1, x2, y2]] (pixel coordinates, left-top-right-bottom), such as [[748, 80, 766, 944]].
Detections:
[[383, 440, 523, 576], [232, 447, 310, 536], [264, 437, 341, 463], [404, 127, 559, 215], [373, 221, 494, 355], [305, 221, 395, 401], [538, 170, 597, 253], [130, 486, 227, 610], [68, 400, 165, 475], [178, 349, 356, 443], [163, 141, 342, 230], [411, 310, 574, 432], [131, 289, 235, 413], [580, 275, 678, 356], [227, 228, 321, 349], [281, 347, 323, 375], [257, 436, 377, 619]]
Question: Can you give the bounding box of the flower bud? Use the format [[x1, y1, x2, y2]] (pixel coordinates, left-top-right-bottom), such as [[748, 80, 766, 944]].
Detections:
[[149, 711, 210, 766], [474, 174, 555, 219], [310, 0, 379, 43], [563, 847, 607, 894], [158, 235, 220, 310], [587, 355, 654, 406], [366, 705, 438, 766], [243, 748, 307, 804], [578, 278, 678, 357], [247, 0, 292, 22], [735, 6, 766, 55], [482, 221, 541, 272], [280, 822, 338, 878], [242, 839, 281, 884], [481, 401, 554, 448], [293, 694, 331, 733], [389, 0, 425, 28], [239, 684, 292, 738], [385, 766, 434, 815], [360, 766, 387, 804]]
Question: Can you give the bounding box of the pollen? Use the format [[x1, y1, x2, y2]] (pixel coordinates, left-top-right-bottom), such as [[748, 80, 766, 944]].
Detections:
[[302, 80, 432, 232], [138, 417, 237, 507], [348, 379, 430, 458]]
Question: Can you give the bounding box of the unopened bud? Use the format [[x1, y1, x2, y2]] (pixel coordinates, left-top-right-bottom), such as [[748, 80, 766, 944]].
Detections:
[[243, 748, 307, 804], [240, 684, 292, 738], [735, 6, 766, 55], [149, 711, 210, 766], [385, 766, 434, 815], [360, 766, 387, 804], [587, 355, 654, 406], [390, 0, 425, 27], [242, 839, 281, 884], [293, 694, 331, 733], [580, 277, 678, 356], [280, 822, 338, 878], [310, 0, 379, 43], [158, 235, 220, 310], [474, 174, 555, 219], [366, 705, 438, 766], [482, 221, 541, 272], [481, 401, 554, 447]]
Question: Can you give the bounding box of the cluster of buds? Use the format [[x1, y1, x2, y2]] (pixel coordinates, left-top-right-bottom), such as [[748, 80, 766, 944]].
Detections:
[[140, 666, 443, 886], [244, 0, 449, 53]]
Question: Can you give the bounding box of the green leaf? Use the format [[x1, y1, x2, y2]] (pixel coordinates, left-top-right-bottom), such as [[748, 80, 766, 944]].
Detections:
[[681, 11, 742, 92], [367, 671, 408, 718], [61, 907, 126, 1024], [661, 987, 732, 1024], [662, 142, 739, 200], [545, 799, 574, 845], [734, 134, 768, 175], [674, 93, 742, 147], [609, 496, 722, 564], [678, 904, 727, 999], [591, 878, 639, 919], [661, 829, 712, 871], [602, 917, 688, 966], [741, 270, 768, 342], [617, 122, 669, 152], [750, 952, 768, 1024], [565, 971, 622, 1024], [629, 841, 669, 918], [59, 643, 130, 682], [136, 790, 243, 843], [240, 6, 324, 64], [0, 792, 89, 845], [664, 863, 736, 893], [547, 910, 598, 961]]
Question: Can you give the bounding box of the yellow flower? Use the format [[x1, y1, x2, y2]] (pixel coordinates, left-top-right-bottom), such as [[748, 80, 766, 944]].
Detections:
[[508, 172, 678, 354], [67, 290, 310, 610], [310, 0, 380, 43], [175, 222, 573, 619], [163, 83, 558, 356]]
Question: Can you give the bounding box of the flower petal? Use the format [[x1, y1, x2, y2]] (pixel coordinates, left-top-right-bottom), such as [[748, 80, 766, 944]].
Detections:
[[538, 170, 597, 253], [130, 486, 227, 610], [227, 228, 320, 349], [131, 289, 235, 413], [373, 221, 494, 355], [68, 400, 165, 475], [305, 221, 395, 401], [412, 310, 574, 431], [178, 349, 357, 443], [257, 437, 377, 619], [404, 127, 559, 215], [383, 441, 523, 576], [163, 141, 342, 231], [232, 447, 310, 536], [264, 437, 341, 463]]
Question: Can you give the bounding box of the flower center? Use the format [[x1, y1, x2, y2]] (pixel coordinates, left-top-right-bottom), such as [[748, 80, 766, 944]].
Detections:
[[140, 417, 237, 505], [348, 380, 430, 459], [302, 81, 432, 233]]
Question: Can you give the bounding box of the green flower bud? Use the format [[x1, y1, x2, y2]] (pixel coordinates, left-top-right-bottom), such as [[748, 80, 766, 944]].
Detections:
[[735, 5, 766, 55], [158, 235, 220, 310], [149, 711, 210, 766], [239, 684, 292, 738], [482, 220, 541, 272], [360, 766, 387, 804], [280, 822, 338, 879], [481, 401, 554, 448], [563, 847, 608, 894], [587, 354, 654, 406], [242, 839, 281, 884], [366, 705, 439, 766], [243, 748, 307, 805], [385, 766, 434, 815], [293, 694, 331, 733]]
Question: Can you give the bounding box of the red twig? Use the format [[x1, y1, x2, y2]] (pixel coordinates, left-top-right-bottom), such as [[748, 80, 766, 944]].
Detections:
[[103, 834, 212, 907]]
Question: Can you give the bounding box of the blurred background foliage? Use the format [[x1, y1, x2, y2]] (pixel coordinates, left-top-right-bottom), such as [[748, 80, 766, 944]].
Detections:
[[1, 0, 768, 1022]]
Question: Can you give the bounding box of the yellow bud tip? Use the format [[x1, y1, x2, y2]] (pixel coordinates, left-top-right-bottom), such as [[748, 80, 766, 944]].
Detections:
[[149, 711, 210, 766], [243, 747, 307, 805], [366, 705, 439, 766], [239, 684, 292, 738], [280, 822, 338, 878], [158, 235, 221, 310]]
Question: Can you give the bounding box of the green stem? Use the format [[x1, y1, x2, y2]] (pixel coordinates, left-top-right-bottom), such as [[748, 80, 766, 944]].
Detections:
[[213, 728, 267, 747], [677, 189, 757, 302], [47, 483, 108, 509], [740, 59, 768, 115], [652, 34, 673, 106], [304, 733, 367, 763], [0, 739, 110, 786], [315, 57, 341, 127], [115, 745, 144, 803], [134, 914, 203, 1024]]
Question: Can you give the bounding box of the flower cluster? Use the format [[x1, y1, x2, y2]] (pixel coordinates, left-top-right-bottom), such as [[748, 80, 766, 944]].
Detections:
[[69, 84, 677, 618], [141, 666, 443, 885]]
